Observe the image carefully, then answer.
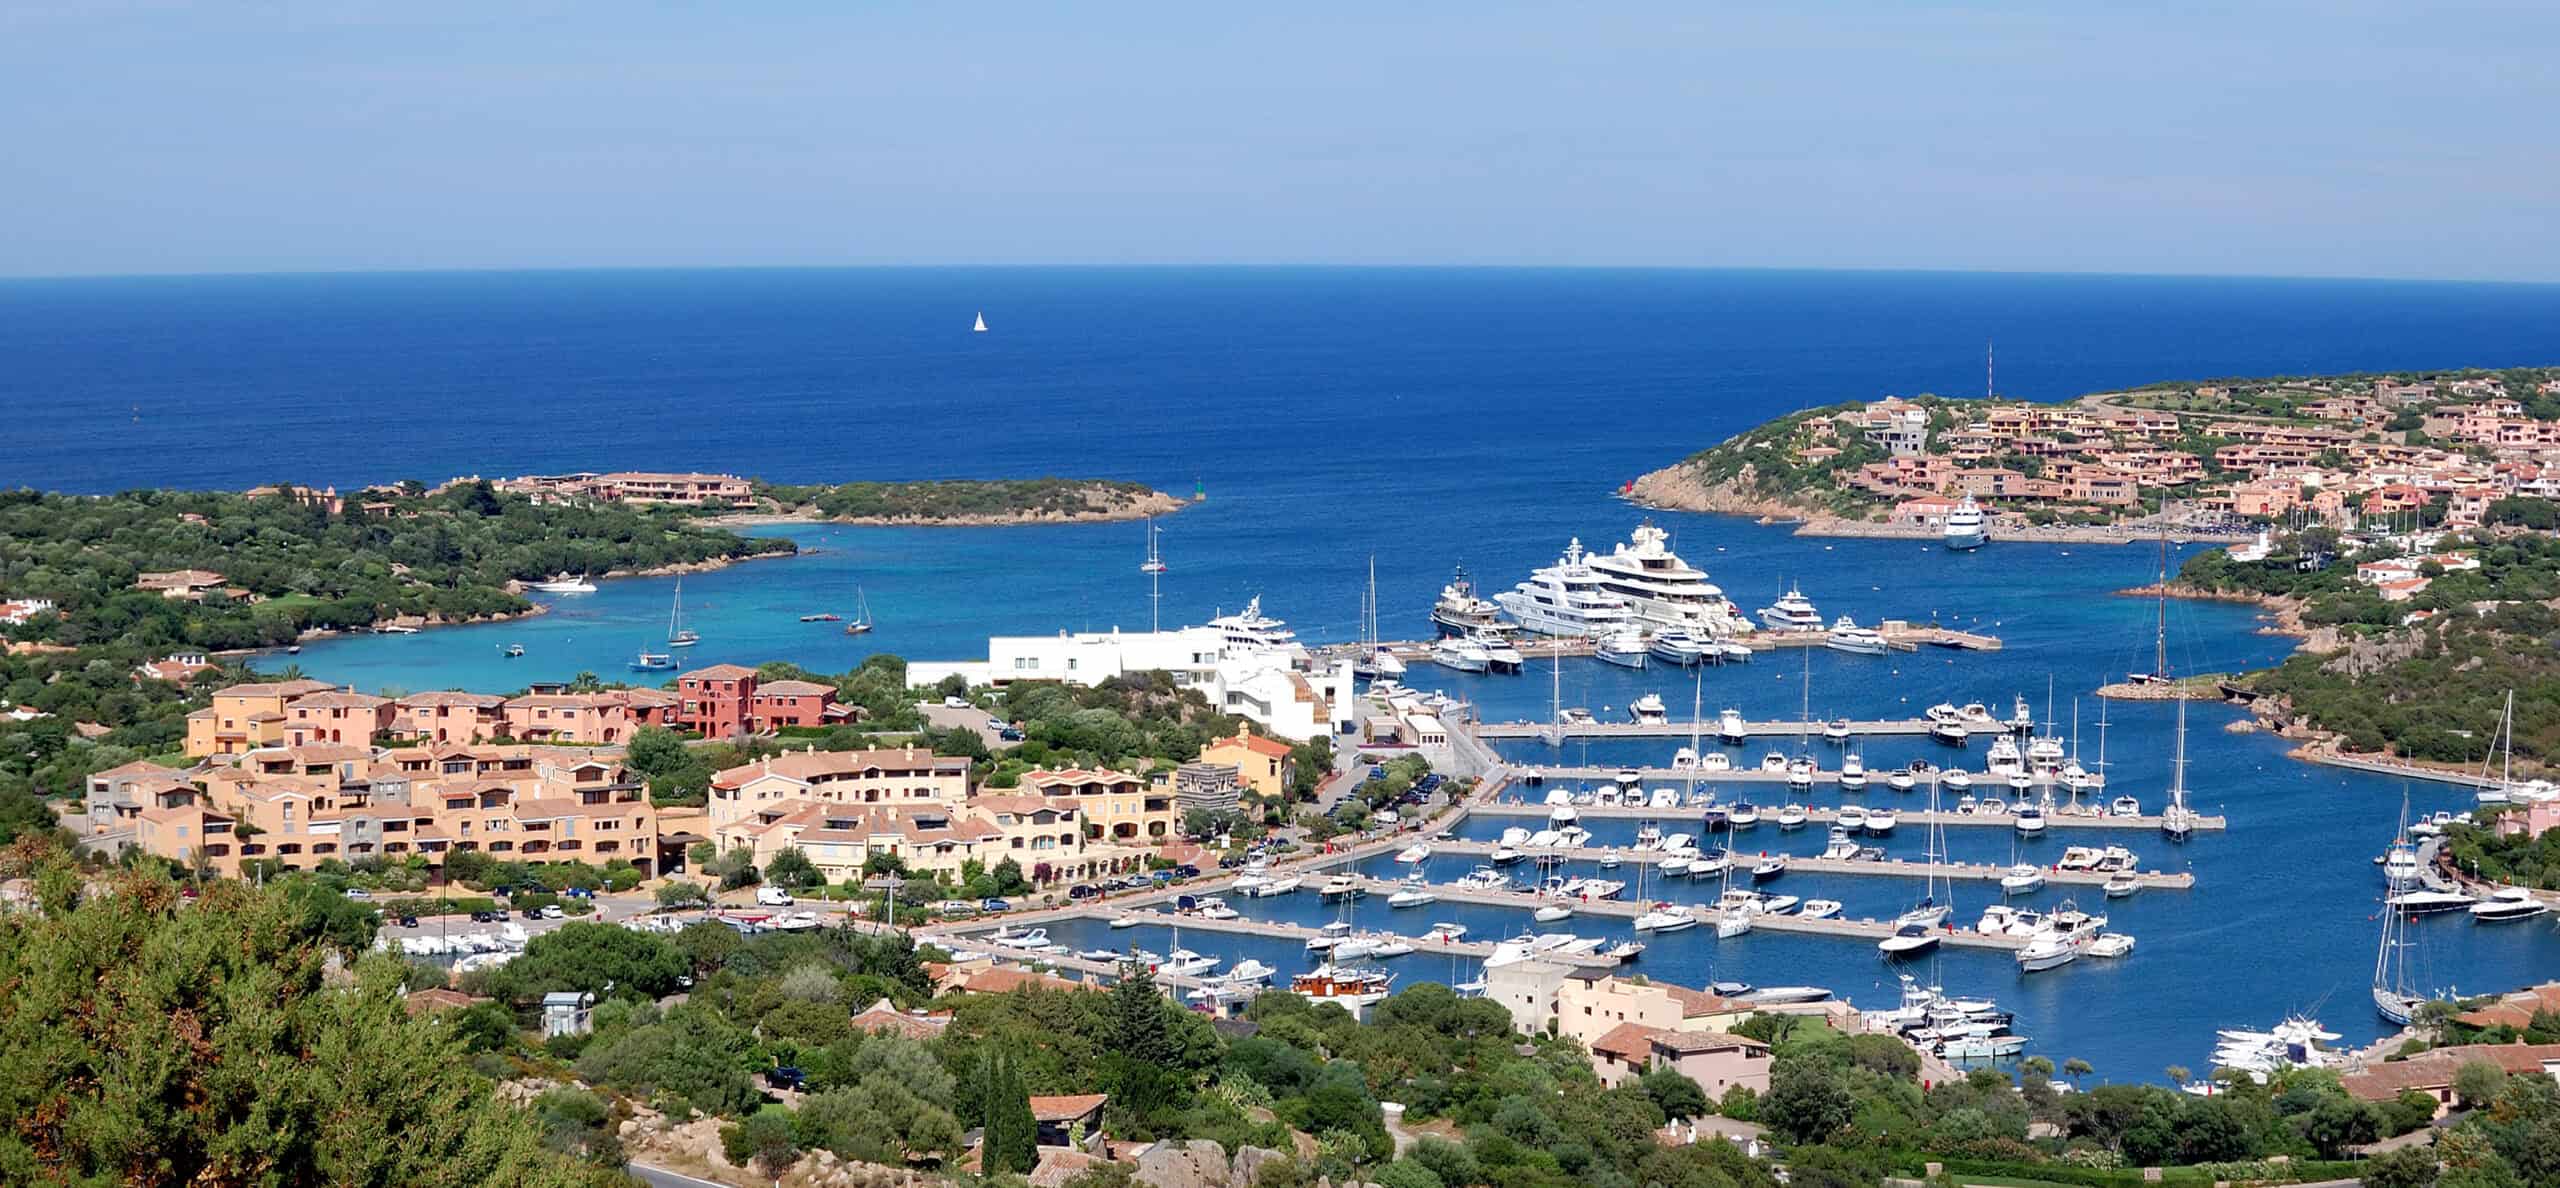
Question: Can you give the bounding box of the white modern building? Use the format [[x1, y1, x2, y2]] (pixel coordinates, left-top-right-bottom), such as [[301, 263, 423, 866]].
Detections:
[[910, 621, 1353, 742]]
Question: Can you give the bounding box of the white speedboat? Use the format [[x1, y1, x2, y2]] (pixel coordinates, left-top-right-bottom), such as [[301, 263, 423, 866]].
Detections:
[[1532, 903, 1575, 923], [1776, 803, 1808, 830], [2086, 933, 2135, 958], [2102, 872, 2140, 898], [1838, 752, 1868, 790], [2000, 864, 2045, 894], [1629, 693, 1669, 725], [2470, 887, 2550, 923], [1306, 921, 1352, 952], [1886, 769, 1916, 792], [530, 574, 596, 593], [1633, 903, 1698, 932], [1865, 808, 1898, 836], [1110, 913, 1148, 929], [1728, 801, 1761, 829], [1195, 897, 1240, 921], [1395, 843, 1433, 863], [1825, 616, 1888, 655], [1248, 876, 1303, 897], [1798, 899, 1842, 919], [1837, 805, 1870, 831], [2110, 795, 2143, 817], [1750, 854, 1787, 881], [1759, 583, 1823, 632], [1878, 923, 1942, 957], [1717, 708, 1750, 744], [1931, 720, 1971, 747], [2014, 801, 2048, 835], [1595, 630, 1650, 669], [1388, 887, 1436, 908]]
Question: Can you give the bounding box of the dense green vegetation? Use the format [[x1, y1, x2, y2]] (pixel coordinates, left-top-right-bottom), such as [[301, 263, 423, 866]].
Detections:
[[1675, 400, 1897, 516], [2182, 527, 2560, 763], [2112, 366, 2560, 421], [985, 674, 1250, 780], [0, 481, 792, 652], [755, 478, 1174, 522], [0, 850, 622, 1185]]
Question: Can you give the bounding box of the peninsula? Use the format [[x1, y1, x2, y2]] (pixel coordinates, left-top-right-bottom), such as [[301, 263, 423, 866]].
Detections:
[[744, 476, 1188, 525], [1630, 365, 2560, 544]]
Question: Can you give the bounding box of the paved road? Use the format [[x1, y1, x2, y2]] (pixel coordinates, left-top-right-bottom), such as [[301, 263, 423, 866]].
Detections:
[[628, 1161, 732, 1188]]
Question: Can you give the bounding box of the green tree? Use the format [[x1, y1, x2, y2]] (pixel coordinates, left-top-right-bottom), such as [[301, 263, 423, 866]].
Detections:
[[492, 921, 688, 1000], [1761, 1060, 1854, 1145], [2359, 1143, 2441, 1188], [2455, 1060, 2509, 1109], [721, 1105, 801, 1176], [0, 855, 610, 1185], [766, 846, 823, 890], [1640, 1067, 1710, 1121], [980, 1047, 1037, 1175], [654, 880, 711, 909]]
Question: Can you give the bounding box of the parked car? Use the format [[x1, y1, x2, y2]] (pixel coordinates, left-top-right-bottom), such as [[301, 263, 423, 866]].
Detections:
[[998, 727, 1024, 741], [1173, 864, 1200, 879], [341, 888, 370, 899], [537, 905, 565, 920], [934, 899, 979, 916], [765, 1066, 806, 1091], [986, 717, 1008, 731], [1067, 884, 1098, 900], [980, 898, 1012, 913], [944, 695, 971, 709], [756, 886, 795, 907], [397, 915, 420, 928]]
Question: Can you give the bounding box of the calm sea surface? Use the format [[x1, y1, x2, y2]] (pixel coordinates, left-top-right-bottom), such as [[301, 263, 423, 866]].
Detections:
[[10, 267, 2560, 1081]]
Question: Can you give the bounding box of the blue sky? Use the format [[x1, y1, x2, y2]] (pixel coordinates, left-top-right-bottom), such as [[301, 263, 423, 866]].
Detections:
[[3, 3, 2555, 280]]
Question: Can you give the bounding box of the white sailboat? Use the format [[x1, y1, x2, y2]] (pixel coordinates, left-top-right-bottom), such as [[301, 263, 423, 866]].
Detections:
[[1354, 557, 1404, 680], [1140, 518, 1168, 575], [843, 586, 875, 636], [2374, 794, 2442, 1026], [1882, 773, 1954, 956], [666, 577, 700, 648], [972, 311, 988, 333]]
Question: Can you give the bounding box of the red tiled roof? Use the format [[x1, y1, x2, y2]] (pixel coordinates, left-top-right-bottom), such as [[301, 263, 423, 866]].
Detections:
[[1591, 1022, 1666, 1062], [1028, 1093, 1109, 1122], [681, 664, 758, 681], [1213, 730, 1293, 759]]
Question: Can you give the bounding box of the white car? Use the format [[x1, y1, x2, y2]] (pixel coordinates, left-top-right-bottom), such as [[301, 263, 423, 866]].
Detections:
[[944, 695, 970, 709], [756, 886, 795, 907], [538, 905, 565, 920]]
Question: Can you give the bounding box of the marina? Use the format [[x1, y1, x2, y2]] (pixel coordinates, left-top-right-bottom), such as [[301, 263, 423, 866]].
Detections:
[[1399, 838, 2197, 889], [1475, 791, 2224, 832], [1483, 715, 1969, 739]]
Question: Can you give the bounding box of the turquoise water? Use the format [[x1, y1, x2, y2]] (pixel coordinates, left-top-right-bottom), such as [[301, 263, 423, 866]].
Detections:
[[14, 267, 2560, 1082]]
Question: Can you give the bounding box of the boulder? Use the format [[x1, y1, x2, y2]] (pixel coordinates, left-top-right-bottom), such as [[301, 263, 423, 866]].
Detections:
[[1137, 1139, 1233, 1188]]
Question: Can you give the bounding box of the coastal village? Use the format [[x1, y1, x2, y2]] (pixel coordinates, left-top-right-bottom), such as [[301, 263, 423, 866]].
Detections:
[[10, 374, 2560, 1186], [1639, 368, 2560, 557]]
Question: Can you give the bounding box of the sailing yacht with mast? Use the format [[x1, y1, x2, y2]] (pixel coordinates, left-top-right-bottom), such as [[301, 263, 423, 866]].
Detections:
[[842, 586, 875, 636], [2374, 794, 2442, 1026], [1140, 518, 1168, 574], [1882, 773, 1954, 956], [2160, 696, 2196, 840], [666, 577, 700, 647]]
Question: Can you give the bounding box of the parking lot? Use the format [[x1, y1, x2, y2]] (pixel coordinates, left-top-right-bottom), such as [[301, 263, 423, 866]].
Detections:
[[915, 698, 1017, 748]]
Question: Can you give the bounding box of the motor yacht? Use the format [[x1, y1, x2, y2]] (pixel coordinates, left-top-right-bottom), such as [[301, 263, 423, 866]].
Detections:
[[1496, 539, 1635, 637], [1878, 923, 1942, 957], [1583, 523, 1756, 636], [1395, 842, 1432, 863], [1306, 921, 1353, 952], [1318, 876, 1364, 901], [1698, 751, 1732, 772], [1798, 899, 1843, 919], [1431, 566, 1507, 637], [1750, 855, 1787, 881], [1387, 887, 1437, 908], [1944, 496, 1989, 550], [2016, 933, 2079, 972], [2014, 800, 2048, 835], [1786, 759, 1815, 792], [1758, 751, 1788, 773], [1649, 630, 1710, 667], [1249, 875, 1303, 897], [2389, 888, 2476, 916], [1532, 902, 1575, 923], [1864, 807, 1898, 836], [1839, 752, 1868, 790], [2085, 933, 2135, 958], [1776, 803, 1808, 830], [1633, 903, 1699, 932], [1885, 767, 1916, 792], [1822, 826, 1860, 860], [2379, 841, 2423, 888], [1430, 637, 1492, 673], [2102, 872, 2140, 898], [1825, 616, 1889, 655], [1759, 583, 1823, 632], [2470, 887, 2551, 923], [1728, 801, 1761, 828], [1931, 719, 1971, 747], [1985, 735, 2025, 775], [1943, 769, 1974, 792], [2000, 864, 2045, 894], [1595, 630, 1650, 669], [1836, 805, 1869, 832], [1629, 692, 1669, 725], [2110, 794, 2142, 817], [530, 574, 596, 593], [1717, 708, 1750, 744], [1475, 631, 1525, 673]]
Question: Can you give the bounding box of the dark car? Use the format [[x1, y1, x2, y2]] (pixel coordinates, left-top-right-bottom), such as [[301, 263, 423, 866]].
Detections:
[[1067, 883, 1098, 900], [468, 910, 495, 923], [521, 908, 544, 921], [1173, 864, 1200, 879], [980, 898, 1011, 913], [397, 914, 420, 928], [765, 1066, 805, 1091], [997, 726, 1024, 741]]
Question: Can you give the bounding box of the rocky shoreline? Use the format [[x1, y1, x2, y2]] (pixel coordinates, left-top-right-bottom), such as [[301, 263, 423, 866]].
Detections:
[[1628, 463, 2243, 545]]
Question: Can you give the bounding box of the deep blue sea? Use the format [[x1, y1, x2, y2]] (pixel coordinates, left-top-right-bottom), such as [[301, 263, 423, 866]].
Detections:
[[9, 267, 2560, 1083]]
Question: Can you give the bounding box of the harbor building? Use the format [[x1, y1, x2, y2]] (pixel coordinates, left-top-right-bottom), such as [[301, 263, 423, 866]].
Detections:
[[709, 791, 1140, 888], [185, 679, 338, 756], [705, 747, 973, 829], [1201, 727, 1296, 800], [1171, 761, 1243, 816], [910, 612, 1354, 741], [1022, 767, 1182, 845]]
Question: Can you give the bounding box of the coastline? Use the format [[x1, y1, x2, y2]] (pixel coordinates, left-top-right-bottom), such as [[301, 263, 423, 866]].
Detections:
[[698, 494, 1188, 529], [277, 548, 805, 647], [1625, 467, 2239, 546]]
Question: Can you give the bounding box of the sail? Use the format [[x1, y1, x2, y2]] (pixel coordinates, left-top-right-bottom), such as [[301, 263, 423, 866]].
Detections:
[[972, 312, 987, 332]]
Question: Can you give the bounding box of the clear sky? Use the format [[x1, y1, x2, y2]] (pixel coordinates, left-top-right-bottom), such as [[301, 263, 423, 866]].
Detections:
[[4, 3, 2556, 281]]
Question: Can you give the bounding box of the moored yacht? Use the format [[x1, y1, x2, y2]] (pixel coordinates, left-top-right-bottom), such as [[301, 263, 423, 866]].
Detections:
[[1825, 616, 1888, 655], [1474, 631, 1526, 672], [1649, 630, 1710, 666], [1942, 495, 1989, 550], [1430, 637, 1492, 673], [1717, 708, 1750, 744], [1496, 539, 1635, 637], [1758, 583, 1823, 632], [2470, 887, 2551, 923], [1430, 566, 1507, 637], [1207, 596, 1299, 650], [1586, 523, 1755, 636], [1629, 693, 1669, 725], [530, 574, 597, 593], [1595, 630, 1650, 668]]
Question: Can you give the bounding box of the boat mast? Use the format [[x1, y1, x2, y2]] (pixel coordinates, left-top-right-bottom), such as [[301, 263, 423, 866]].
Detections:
[[2170, 695, 2189, 813], [2154, 524, 2171, 682]]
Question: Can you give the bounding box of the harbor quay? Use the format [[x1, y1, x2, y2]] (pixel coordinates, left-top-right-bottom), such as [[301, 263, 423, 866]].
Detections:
[[1478, 717, 1945, 739], [1474, 793, 2232, 829], [1406, 839, 2196, 890], [1311, 873, 2036, 952]]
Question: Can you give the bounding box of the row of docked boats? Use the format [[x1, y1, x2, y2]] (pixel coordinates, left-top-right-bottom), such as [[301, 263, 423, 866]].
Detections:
[[1864, 975, 2024, 1064]]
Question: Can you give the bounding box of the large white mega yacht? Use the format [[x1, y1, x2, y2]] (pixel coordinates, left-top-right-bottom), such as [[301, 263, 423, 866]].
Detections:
[[1205, 596, 1298, 650], [1943, 496, 1989, 551], [1495, 539, 1635, 637], [1586, 524, 1755, 636], [1758, 583, 1822, 632]]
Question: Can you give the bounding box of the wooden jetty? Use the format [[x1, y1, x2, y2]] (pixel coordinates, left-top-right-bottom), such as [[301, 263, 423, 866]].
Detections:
[[1416, 839, 2194, 889], [1471, 799, 2227, 833]]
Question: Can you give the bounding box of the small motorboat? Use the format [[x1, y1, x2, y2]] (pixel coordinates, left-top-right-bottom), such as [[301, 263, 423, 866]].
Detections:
[[2102, 872, 2140, 898], [2001, 864, 2045, 894], [1798, 898, 1843, 919], [1776, 803, 1808, 830], [1865, 808, 1898, 836], [1823, 718, 1853, 744], [2016, 934, 2079, 972], [2086, 933, 2136, 958], [2014, 801, 2048, 835], [1750, 855, 1787, 881], [1533, 903, 1575, 923], [1110, 913, 1147, 929], [1395, 843, 1432, 863], [502, 643, 525, 658], [1886, 769, 1916, 792], [2110, 795, 2143, 817], [1878, 923, 1942, 957], [1388, 887, 1436, 908], [1426, 922, 1469, 942], [1603, 940, 1646, 962]]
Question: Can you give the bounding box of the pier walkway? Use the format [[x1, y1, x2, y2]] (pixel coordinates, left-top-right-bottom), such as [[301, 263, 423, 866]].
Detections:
[[1472, 799, 2227, 833], [1329, 873, 2031, 951], [1412, 839, 2194, 890], [1479, 717, 1967, 740]]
